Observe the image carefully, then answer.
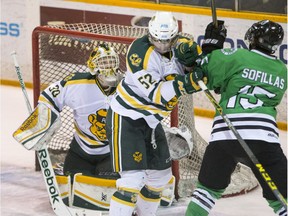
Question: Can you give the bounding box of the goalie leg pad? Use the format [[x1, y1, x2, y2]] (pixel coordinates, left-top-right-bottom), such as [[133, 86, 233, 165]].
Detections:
[[72, 173, 117, 210], [56, 175, 71, 206], [71, 172, 174, 211], [13, 103, 61, 150]]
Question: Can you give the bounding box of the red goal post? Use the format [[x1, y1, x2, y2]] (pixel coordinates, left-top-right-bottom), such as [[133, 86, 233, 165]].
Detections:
[[32, 23, 258, 199]]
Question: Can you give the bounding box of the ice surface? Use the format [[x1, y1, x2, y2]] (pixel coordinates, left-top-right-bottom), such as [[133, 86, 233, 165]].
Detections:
[[1, 85, 286, 216]]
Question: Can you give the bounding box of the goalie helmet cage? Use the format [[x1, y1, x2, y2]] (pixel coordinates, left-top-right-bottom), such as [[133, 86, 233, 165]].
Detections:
[[32, 23, 258, 200]]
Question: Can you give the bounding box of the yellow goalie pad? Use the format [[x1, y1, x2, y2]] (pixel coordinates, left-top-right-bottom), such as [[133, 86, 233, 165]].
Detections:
[[72, 173, 116, 211], [56, 175, 71, 206], [55, 173, 175, 210], [12, 103, 61, 150], [71, 174, 175, 210]]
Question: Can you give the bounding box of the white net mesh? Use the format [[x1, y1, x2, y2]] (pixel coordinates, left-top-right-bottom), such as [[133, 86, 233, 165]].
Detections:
[[32, 23, 258, 198]]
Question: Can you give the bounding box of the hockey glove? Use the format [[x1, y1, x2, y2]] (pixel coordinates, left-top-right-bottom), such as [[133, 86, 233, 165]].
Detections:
[[175, 40, 202, 67], [163, 125, 193, 160], [202, 20, 227, 54], [173, 67, 205, 97]]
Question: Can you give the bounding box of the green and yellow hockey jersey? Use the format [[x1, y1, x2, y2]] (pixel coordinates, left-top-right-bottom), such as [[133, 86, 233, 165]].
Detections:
[[38, 72, 116, 155], [110, 35, 195, 128]]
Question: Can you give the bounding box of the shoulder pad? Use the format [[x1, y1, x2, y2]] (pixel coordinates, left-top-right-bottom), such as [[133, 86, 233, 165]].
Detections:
[[127, 35, 153, 73]]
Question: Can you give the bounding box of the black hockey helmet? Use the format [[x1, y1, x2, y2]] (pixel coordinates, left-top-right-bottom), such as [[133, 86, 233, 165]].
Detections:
[[244, 20, 284, 54]]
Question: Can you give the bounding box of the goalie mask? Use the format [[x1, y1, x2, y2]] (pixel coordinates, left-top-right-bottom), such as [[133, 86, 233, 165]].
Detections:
[[244, 20, 284, 54], [87, 44, 121, 87], [148, 11, 179, 54]]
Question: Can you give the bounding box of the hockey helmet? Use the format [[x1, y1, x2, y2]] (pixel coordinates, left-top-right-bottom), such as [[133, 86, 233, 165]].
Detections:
[[148, 11, 179, 54], [87, 44, 121, 87], [244, 20, 284, 54]]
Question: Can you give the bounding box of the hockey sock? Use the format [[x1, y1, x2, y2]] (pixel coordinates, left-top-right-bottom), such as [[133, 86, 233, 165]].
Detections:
[[185, 182, 224, 216], [267, 199, 288, 216], [109, 189, 138, 216], [135, 185, 162, 216]]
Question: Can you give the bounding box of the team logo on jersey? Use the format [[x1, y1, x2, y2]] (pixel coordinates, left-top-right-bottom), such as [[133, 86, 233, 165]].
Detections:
[[88, 109, 107, 141], [129, 53, 142, 67], [133, 151, 142, 163], [221, 48, 237, 55]]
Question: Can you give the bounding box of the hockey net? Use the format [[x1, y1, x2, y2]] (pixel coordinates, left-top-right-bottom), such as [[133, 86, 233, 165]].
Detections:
[[32, 23, 258, 199]]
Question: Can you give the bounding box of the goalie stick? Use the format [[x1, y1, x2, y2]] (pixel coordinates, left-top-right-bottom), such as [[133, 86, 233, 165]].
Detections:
[[11, 51, 108, 216], [198, 80, 288, 210]]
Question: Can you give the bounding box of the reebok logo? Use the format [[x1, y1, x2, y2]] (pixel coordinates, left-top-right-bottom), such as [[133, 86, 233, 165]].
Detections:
[[38, 149, 60, 204]]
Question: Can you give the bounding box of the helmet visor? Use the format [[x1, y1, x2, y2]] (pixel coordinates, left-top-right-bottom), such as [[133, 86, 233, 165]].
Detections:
[[149, 34, 179, 53]]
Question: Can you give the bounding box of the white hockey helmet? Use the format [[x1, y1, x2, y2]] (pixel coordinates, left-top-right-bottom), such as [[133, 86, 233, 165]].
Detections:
[[148, 11, 179, 54], [87, 44, 121, 87]]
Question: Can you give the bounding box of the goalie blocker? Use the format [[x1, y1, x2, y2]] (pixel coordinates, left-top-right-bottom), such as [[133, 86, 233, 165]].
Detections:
[[13, 103, 61, 150]]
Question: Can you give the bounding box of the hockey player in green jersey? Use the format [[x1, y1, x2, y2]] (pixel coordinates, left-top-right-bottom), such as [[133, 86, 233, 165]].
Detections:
[[185, 20, 287, 216]]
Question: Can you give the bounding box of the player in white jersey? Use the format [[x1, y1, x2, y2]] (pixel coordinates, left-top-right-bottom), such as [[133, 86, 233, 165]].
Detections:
[[13, 42, 197, 210], [38, 43, 122, 178], [106, 11, 226, 216]]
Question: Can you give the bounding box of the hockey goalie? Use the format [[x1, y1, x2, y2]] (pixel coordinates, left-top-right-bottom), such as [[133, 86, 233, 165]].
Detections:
[[13, 43, 193, 212]]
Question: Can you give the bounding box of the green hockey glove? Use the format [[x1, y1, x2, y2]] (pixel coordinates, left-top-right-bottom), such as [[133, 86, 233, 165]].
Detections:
[[173, 67, 206, 97], [175, 40, 202, 67]]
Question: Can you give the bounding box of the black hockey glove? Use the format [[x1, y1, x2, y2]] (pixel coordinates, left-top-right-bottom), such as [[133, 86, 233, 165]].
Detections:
[[175, 40, 202, 67], [173, 67, 206, 97], [202, 20, 227, 54]]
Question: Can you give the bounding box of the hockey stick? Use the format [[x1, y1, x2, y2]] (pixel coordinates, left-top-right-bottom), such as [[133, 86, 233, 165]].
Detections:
[[11, 51, 33, 114], [210, 0, 218, 28], [198, 80, 287, 210], [11, 51, 107, 216]]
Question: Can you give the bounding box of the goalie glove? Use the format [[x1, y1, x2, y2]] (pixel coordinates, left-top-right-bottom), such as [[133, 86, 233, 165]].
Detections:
[[173, 67, 207, 97], [202, 20, 227, 54], [174, 40, 202, 67], [13, 103, 61, 150], [163, 125, 193, 160]]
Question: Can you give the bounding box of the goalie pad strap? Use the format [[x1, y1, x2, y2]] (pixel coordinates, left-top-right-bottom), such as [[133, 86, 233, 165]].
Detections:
[[13, 103, 61, 150]]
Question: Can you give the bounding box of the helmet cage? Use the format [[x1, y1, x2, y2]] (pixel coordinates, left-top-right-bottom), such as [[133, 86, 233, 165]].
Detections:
[[87, 45, 120, 75], [87, 44, 121, 87]]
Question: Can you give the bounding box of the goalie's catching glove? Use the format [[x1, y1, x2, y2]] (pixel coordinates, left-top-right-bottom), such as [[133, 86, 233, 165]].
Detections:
[[173, 67, 206, 97], [202, 20, 227, 54], [163, 125, 193, 160], [175, 40, 202, 67]]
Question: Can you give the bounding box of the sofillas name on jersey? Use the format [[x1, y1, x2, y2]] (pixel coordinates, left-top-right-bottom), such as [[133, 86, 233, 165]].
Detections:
[[197, 35, 287, 64]]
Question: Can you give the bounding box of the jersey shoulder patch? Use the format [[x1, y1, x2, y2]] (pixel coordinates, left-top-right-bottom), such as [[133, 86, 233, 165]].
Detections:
[[127, 35, 154, 73], [61, 72, 95, 86]]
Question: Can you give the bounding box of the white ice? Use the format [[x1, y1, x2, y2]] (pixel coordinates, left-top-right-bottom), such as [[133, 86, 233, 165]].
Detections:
[[1, 85, 287, 216]]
